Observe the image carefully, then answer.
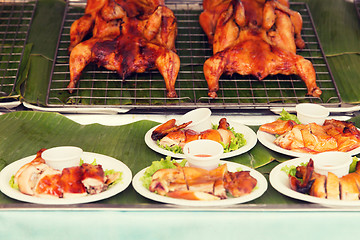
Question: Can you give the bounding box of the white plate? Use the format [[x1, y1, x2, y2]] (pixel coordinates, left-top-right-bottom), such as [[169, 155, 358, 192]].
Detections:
[[257, 130, 360, 158], [270, 157, 360, 207], [145, 121, 257, 159], [0, 152, 132, 205], [132, 161, 267, 206]]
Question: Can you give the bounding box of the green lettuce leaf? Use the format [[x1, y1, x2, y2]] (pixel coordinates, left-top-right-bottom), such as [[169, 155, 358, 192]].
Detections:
[[279, 109, 301, 124], [140, 156, 187, 189]]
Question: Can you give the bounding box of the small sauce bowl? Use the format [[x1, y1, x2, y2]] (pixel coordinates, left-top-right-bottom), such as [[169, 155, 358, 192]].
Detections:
[[41, 146, 83, 171], [312, 151, 352, 178], [296, 103, 329, 125], [183, 139, 223, 170], [177, 108, 212, 132]]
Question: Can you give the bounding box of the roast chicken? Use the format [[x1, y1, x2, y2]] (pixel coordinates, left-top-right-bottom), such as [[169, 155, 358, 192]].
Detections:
[[13, 149, 118, 198], [68, 0, 179, 98], [199, 0, 322, 98]]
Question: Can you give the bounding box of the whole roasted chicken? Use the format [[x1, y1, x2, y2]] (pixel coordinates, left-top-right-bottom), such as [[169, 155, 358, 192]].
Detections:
[[68, 0, 180, 98], [199, 0, 322, 99]]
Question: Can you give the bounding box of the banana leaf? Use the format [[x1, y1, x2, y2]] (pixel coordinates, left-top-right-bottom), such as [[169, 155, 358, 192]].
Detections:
[[17, 0, 65, 103], [0, 111, 294, 206], [1, 111, 360, 206]]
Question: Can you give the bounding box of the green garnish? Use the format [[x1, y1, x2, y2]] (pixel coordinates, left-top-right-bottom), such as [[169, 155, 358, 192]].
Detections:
[[9, 175, 18, 190], [157, 140, 184, 154], [222, 127, 247, 153], [349, 156, 359, 173], [140, 156, 187, 189], [279, 109, 301, 124], [281, 162, 308, 177]]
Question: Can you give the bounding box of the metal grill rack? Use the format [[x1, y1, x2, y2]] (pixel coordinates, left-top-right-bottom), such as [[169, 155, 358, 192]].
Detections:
[[48, 0, 341, 110], [0, 0, 37, 101]]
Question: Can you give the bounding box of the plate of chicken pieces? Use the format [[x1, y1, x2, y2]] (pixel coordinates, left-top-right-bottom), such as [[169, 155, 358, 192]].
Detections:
[[132, 159, 267, 206], [257, 119, 360, 158], [145, 118, 257, 159], [0, 149, 132, 205], [270, 157, 360, 207]]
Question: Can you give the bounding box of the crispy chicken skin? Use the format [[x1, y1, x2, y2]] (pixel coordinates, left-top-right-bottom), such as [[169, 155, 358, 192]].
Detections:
[[260, 119, 360, 154], [200, 0, 321, 98], [68, 34, 180, 98], [14, 149, 116, 198], [152, 118, 235, 148], [290, 160, 360, 200], [204, 38, 321, 99], [68, 0, 179, 98], [149, 163, 256, 200]]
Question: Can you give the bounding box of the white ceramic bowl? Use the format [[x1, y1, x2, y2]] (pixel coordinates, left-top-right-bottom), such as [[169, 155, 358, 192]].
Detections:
[[177, 108, 212, 133], [296, 103, 329, 125], [183, 139, 223, 170], [41, 146, 83, 171], [312, 151, 352, 178]]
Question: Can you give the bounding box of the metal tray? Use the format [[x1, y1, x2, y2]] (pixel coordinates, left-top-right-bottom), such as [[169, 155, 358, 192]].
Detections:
[[0, 0, 37, 106], [47, 0, 341, 111]]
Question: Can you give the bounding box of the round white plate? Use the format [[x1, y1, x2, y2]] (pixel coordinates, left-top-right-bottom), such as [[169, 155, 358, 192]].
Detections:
[[0, 152, 132, 205], [257, 130, 360, 158], [270, 157, 360, 207], [145, 121, 257, 159], [132, 161, 267, 206]]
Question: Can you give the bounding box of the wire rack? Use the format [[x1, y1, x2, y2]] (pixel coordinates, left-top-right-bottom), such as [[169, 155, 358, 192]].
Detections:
[[0, 0, 37, 100], [47, 0, 341, 110]]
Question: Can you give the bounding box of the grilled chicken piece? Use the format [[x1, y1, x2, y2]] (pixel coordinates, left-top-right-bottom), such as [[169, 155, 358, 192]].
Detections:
[[68, 0, 107, 52], [151, 119, 192, 141], [149, 168, 187, 195], [68, 0, 168, 52], [274, 123, 338, 153], [259, 119, 297, 135], [14, 149, 46, 186], [199, 129, 223, 143], [223, 170, 257, 197], [323, 120, 360, 152], [59, 166, 87, 198], [199, 0, 233, 45], [300, 123, 338, 153], [340, 174, 359, 200], [80, 163, 106, 194], [34, 168, 62, 198], [326, 172, 340, 200], [217, 118, 235, 145], [16, 163, 50, 196], [310, 173, 326, 199]]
